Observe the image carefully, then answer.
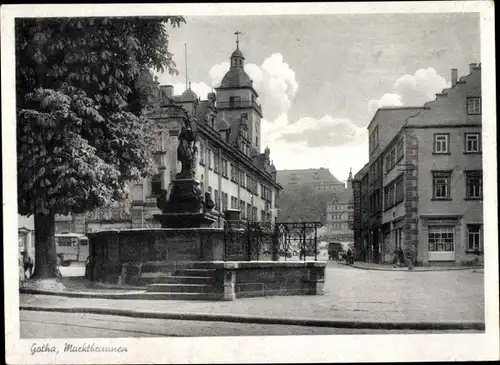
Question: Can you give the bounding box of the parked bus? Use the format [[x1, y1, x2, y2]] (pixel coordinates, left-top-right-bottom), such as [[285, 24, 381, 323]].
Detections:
[[55, 233, 89, 265]]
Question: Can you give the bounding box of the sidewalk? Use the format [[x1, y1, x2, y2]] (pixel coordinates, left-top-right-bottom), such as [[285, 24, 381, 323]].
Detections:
[[339, 261, 482, 272]]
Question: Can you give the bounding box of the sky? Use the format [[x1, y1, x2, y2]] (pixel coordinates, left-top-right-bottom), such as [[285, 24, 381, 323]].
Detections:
[[154, 13, 480, 183]]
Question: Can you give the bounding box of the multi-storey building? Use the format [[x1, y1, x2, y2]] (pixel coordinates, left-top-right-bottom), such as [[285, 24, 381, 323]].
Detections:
[[324, 170, 354, 242], [55, 38, 282, 233], [353, 63, 483, 266]]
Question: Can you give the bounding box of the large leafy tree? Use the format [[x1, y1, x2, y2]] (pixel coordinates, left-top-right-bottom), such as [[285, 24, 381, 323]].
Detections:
[[16, 17, 185, 278]]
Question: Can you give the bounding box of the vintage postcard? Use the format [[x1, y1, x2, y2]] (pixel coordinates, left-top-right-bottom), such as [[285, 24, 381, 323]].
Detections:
[[2, 2, 498, 364]]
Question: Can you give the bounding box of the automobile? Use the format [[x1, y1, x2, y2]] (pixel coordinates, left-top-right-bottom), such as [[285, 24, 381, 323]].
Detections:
[[279, 250, 292, 258]]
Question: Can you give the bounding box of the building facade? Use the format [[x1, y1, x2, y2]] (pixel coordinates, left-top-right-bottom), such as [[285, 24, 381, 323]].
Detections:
[[55, 39, 282, 233], [353, 63, 483, 266], [324, 170, 354, 242]]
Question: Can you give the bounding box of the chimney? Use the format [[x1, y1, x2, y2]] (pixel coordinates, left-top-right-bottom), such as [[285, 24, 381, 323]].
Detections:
[[160, 85, 174, 98], [469, 63, 477, 74], [451, 68, 458, 87]]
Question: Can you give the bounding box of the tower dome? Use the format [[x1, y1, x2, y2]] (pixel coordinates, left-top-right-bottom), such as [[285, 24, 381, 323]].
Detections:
[[181, 83, 198, 102], [220, 33, 252, 88]]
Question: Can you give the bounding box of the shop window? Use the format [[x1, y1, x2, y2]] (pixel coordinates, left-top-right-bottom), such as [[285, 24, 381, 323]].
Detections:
[[428, 227, 455, 252]]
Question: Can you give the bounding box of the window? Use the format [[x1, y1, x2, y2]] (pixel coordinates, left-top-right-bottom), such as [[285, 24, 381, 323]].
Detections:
[[261, 210, 265, 222], [199, 142, 206, 165], [396, 138, 404, 161], [384, 184, 395, 210], [385, 148, 396, 174], [231, 196, 238, 209], [221, 159, 228, 178], [428, 227, 454, 252], [214, 152, 220, 173], [465, 171, 482, 199], [395, 177, 404, 204], [230, 164, 237, 182], [229, 96, 241, 108], [214, 190, 220, 211], [433, 134, 449, 154], [207, 148, 213, 169], [252, 207, 257, 221], [239, 170, 246, 187], [467, 97, 481, 115], [151, 174, 162, 196], [467, 225, 482, 252], [222, 192, 228, 212], [247, 203, 252, 221], [432, 171, 451, 199], [240, 200, 246, 219], [465, 133, 481, 153]]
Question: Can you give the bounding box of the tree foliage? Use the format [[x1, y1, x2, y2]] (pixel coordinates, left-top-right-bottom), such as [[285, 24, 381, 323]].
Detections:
[[16, 16, 185, 217], [16, 17, 185, 278], [278, 184, 338, 224]]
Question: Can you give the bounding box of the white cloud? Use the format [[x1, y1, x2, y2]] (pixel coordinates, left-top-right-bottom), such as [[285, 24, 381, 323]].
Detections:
[[209, 62, 230, 88], [261, 114, 368, 181], [369, 67, 450, 114]]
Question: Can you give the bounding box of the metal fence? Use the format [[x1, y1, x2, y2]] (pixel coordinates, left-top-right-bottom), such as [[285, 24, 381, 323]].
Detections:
[[223, 221, 322, 262]]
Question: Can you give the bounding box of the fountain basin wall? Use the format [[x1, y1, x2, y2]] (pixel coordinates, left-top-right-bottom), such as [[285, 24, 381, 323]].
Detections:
[[212, 261, 326, 299], [87, 228, 227, 283], [86, 229, 326, 300]]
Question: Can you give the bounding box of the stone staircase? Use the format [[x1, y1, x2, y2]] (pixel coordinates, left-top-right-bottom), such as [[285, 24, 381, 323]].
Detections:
[[134, 263, 220, 300]]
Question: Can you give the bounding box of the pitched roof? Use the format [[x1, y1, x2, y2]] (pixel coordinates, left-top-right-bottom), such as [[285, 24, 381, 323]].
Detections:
[[276, 168, 344, 186], [332, 188, 354, 204]]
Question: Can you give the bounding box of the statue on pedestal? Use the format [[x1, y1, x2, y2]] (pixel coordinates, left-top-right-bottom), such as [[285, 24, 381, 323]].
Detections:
[[177, 116, 198, 179], [154, 114, 216, 227]]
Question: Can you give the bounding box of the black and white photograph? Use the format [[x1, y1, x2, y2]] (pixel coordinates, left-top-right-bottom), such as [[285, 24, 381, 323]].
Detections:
[[2, 2, 498, 363]]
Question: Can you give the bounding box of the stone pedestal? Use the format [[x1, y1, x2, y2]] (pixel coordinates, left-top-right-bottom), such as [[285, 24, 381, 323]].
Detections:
[[154, 178, 217, 228]]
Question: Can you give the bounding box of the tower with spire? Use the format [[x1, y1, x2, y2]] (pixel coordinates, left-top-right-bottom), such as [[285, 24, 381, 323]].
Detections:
[[215, 31, 263, 157], [347, 168, 353, 190]]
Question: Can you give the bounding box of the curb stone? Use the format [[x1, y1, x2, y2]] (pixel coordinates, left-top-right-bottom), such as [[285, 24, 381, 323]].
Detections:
[[20, 288, 220, 301], [19, 305, 485, 331]]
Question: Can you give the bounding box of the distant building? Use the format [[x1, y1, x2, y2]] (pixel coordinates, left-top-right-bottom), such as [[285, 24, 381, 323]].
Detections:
[[277, 168, 345, 192], [353, 64, 483, 266], [55, 37, 282, 233], [18, 215, 35, 261], [324, 169, 354, 242]]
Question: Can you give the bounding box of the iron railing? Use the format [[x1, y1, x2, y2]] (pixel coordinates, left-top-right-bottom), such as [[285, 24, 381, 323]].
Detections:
[[223, 220, 321, 262]]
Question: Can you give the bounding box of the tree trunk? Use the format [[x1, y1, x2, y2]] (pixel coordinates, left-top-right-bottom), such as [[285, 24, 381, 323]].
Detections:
[[31, 213, 61, 279]]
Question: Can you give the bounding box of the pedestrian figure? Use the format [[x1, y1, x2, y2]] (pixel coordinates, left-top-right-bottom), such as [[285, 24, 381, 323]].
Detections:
[[397, 247, 404, 267], [346, 248, 353, 265], [19, 252, 26, 287], [299, 247, 306, 260], [392, 251, 399, 267], [21, 251, 33, 279]]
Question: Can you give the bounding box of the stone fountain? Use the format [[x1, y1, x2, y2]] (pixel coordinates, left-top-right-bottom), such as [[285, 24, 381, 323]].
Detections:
[[153, 116, 217, 228], [86, 115, 326, 300]]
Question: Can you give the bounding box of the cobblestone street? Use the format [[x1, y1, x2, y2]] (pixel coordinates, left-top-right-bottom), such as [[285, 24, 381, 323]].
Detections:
[[21, 262, 484, 323]]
